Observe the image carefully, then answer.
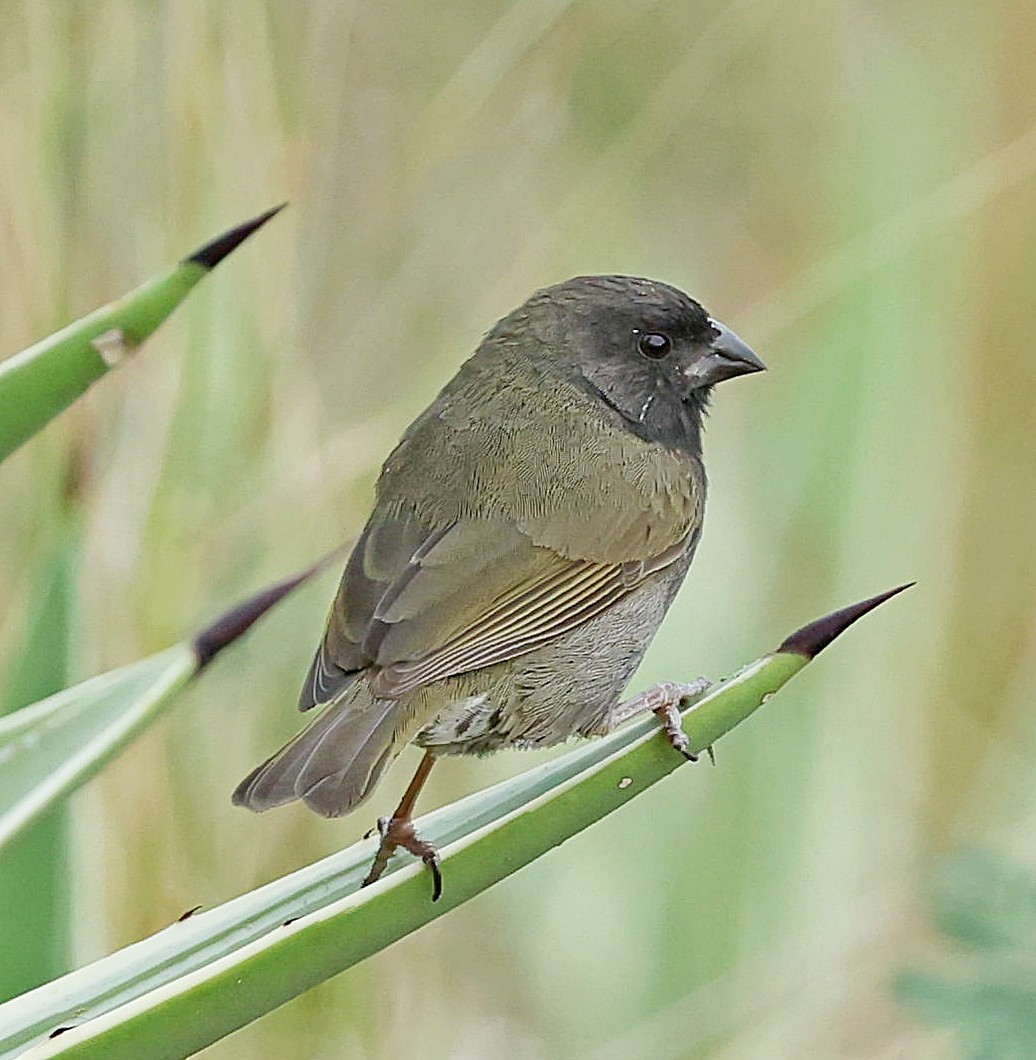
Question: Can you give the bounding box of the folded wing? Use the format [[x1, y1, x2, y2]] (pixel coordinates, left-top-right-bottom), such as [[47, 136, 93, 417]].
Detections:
[[300, 503, 695, 710]]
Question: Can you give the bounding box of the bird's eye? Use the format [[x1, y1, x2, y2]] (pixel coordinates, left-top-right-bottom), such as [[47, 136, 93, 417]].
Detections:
[[637, 331, 672, 359]]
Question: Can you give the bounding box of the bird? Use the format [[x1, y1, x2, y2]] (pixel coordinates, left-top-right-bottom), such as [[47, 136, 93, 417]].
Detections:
[[233, 275, 765, 900]]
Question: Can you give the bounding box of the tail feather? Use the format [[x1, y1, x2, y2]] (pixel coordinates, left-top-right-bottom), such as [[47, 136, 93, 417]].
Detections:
[[233, 690, 403, 817]]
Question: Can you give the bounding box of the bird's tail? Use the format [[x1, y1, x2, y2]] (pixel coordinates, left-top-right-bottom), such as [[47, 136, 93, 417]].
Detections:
[[232, 689, 404, 818]]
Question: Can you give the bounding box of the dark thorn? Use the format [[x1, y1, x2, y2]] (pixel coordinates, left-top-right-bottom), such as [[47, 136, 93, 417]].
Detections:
[[679, 748, 699, 763], [49, 1026, 73, 1039], [777, 583, 914, 660], [193, 568, 310, 669], [182, 202, 286, 270], [282, 916, 300, 927], [193, 544, 347, 670], [428, 856, 443, 902], [176, 905, 202, 922], [706, 745, 716, 766]]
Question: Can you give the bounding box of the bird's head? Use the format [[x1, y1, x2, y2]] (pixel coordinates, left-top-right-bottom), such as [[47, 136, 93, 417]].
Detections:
[[508, 275, 765, 451]]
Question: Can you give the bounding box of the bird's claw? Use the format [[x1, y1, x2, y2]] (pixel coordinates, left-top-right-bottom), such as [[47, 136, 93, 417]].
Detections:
[[649, 677, 713, 763], [656, 702, 698, 760], [362, 815, 443, 902]]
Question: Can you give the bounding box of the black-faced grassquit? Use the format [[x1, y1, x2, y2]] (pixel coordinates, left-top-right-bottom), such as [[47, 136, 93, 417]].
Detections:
[[234, 275, 764, 898]]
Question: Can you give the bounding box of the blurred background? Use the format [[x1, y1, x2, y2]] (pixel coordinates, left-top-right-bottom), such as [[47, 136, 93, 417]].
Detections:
[[1, 0, 1035, 1056]]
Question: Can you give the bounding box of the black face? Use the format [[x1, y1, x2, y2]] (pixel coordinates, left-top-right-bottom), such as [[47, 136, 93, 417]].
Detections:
[[541, 276, 765, 452]]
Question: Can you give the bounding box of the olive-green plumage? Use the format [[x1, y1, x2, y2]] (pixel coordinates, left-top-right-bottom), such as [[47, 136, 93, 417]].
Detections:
[[233, 275, 763, 819]]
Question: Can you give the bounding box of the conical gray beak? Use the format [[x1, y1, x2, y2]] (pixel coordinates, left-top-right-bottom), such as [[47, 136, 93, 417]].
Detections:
[[683, 319, 766, 388]]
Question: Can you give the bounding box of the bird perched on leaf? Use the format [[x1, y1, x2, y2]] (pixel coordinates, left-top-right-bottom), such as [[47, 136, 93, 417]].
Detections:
[[234, 275, 764, 899]]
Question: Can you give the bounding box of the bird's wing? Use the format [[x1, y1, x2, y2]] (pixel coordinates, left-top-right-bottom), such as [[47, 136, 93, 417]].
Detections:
[[299, 503, 695, 709]]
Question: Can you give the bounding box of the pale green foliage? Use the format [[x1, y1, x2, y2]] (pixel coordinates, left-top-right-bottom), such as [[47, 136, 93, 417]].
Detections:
[[897, 851, 1036, 1059], [0, 646, 194, 853]]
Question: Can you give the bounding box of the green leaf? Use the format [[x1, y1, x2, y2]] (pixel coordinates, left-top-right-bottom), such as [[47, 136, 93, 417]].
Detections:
[[0, 586, 910, 1059], [896, 849, 1036, 1059], [0, 645, 196, 855], [0, 532, 76, 1000], [0, 205, 283, 465], [0, 553, 329, 858], [929, 849, 1036, 952]]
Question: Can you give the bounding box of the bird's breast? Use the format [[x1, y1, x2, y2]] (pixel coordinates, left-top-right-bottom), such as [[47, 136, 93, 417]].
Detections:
[[379, 367, 705, 564]]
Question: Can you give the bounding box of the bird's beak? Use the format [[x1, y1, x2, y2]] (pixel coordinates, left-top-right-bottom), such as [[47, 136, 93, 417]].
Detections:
[[682, 319, 766, 389]]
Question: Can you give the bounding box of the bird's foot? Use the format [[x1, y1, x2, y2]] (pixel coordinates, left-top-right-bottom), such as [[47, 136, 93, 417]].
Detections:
[[642, 678, 713, 763], [588, 676, 715, 761], [362, 815, 443, 902]]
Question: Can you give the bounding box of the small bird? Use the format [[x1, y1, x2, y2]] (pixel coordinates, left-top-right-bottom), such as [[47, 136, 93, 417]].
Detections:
[[233, 275, 764, 899]]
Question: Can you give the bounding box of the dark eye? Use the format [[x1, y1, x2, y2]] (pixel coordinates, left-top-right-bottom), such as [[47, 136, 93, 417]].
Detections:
[[637, 331, 672, 359]]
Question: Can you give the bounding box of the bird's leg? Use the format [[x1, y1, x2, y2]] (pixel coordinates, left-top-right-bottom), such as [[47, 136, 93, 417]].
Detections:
[[591, 678, 713, 762], [361, 751, 443, 901]]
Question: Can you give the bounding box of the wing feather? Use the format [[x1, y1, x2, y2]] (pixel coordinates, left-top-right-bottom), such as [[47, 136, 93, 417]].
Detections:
[[374, 574, 630, 696], [300, 507, 695, 710]]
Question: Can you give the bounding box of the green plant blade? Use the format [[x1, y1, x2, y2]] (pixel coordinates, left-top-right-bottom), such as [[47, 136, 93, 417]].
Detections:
[[0, 586, 910, 1060], [0, 532, 76, 1001], [0, 205, 283, 465], [0, 646, 196, 856], [0, 553, 328, 858]]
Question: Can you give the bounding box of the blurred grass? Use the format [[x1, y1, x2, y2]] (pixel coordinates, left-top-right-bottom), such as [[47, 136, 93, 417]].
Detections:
[[1, 1, 1034, 1057]]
